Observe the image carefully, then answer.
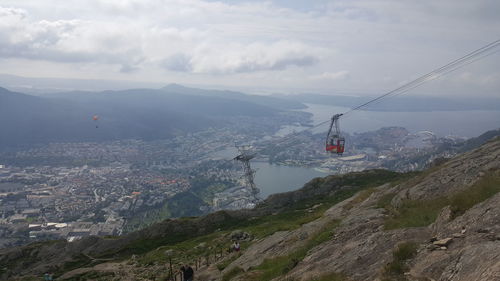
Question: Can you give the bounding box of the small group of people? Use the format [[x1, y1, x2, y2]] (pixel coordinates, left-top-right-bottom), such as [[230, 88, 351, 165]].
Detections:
[[179, 264, 194, 281], [177, 242, 241, 281], [43, 272, 54, 280]]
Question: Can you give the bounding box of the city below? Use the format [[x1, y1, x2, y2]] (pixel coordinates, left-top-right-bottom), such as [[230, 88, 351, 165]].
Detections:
[[0, 124, 470, 249]]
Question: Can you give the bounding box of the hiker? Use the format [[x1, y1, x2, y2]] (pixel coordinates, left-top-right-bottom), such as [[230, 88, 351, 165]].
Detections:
[[180, 264, 194, 281], [232, 241, 240, 252]]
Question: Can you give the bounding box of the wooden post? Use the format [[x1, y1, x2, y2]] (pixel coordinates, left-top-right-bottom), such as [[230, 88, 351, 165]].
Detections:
[[169, 257, 173, 281]]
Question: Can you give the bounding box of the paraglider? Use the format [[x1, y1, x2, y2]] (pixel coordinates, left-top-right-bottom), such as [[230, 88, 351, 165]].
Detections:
[[92, 115, 99, 128]]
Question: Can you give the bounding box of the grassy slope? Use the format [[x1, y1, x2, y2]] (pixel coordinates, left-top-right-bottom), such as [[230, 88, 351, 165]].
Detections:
[[10, 165, 500, 280], [381, 170, 500, 229]]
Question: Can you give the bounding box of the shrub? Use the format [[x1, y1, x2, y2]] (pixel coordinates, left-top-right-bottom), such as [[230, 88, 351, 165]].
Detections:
[[382, 242, 418, 280], [222, 266, 244, 281]]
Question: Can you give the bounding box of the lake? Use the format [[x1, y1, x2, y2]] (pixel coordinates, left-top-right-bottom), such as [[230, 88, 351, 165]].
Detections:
[[253, 161, 328, 198]]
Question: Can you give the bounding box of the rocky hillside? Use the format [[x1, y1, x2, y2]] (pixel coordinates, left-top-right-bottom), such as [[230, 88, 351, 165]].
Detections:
[[1, 138, 499, 281]]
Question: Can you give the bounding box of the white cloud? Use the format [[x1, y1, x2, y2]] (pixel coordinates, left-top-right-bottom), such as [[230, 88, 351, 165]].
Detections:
[[309, 71, 350, 81], [0, 0, 498, 96], [0, 4, 325, 75], [162, 41, 323, 74]]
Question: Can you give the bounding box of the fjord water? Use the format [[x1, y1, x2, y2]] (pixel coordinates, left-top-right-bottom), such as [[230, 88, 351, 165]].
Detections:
[[215, 103, 500, 199], [303, 103, 500, 137]]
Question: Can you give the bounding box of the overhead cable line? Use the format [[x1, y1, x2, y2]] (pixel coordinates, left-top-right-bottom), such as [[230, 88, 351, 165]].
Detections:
[[231, 39, 500, 196], [242, 38, 500, 154], [342, 38, 500, 116]]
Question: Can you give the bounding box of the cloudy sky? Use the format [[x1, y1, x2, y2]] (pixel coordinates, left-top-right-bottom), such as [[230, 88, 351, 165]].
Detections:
[[0, 0, 499, 96]]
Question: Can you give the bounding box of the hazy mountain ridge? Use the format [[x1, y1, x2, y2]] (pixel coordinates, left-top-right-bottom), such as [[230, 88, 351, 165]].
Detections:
[[280, 93, 500, 112], [0, 85, 302, 148], [1, 135, 499, 280]]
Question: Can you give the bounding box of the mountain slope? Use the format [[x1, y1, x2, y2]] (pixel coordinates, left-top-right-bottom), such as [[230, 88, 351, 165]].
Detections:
[[160, 84, 306, 110], [219, 137, 500, 281], [0, 86, 284, 148], [1, 138, 499, 281]]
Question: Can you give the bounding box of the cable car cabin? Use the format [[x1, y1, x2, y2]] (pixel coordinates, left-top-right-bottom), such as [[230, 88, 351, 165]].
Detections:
[[326, 136, 345, 154], [325, 113, 345, 155]]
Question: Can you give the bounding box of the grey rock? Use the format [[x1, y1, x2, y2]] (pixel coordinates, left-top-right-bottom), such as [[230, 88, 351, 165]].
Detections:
[[433, 238, 453, 247]]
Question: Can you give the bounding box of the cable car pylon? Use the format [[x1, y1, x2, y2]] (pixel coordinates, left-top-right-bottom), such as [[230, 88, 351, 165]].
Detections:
[[229, 38, 500, 196], [233, 145, 260, 202]]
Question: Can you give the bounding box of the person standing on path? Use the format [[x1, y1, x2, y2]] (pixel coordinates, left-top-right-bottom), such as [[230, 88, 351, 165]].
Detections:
[[180, 264, 194, 281]]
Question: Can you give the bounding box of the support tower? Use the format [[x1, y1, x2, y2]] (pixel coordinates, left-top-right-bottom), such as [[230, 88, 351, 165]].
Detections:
[[233, 146, 260, 201]]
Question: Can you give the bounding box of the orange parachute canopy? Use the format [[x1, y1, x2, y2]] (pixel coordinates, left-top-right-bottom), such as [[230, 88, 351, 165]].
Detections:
[[92, 115, 99, 121]]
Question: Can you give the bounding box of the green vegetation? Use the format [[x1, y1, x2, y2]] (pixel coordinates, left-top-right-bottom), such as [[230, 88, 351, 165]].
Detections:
[[381, 170, 500, 230], [376, 192, 396, 209], [190, 176, 233, 204], [217, 253, 241, 271], [382, 242, 418, 281], [221, 266, 245, 281], [123, 201, 172, 233], [449, 171, 500, 218], [343, 187, 377, 210], [124, 176, 233, 233], [383, 197, 444, 229], [138, 231, 228, 266], [4, 169, 414, 280], [106, 170, 414, 261], [59, 254, 94, 276], [240, 220, 340, 281]]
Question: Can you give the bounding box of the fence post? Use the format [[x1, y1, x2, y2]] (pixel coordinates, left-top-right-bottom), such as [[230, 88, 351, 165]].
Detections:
[[169, 257, 174, 281]]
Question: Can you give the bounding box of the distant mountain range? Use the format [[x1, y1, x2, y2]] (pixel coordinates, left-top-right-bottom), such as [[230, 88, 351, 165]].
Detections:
[[277, 93, 500, 112], [2, 81, 498, 149], [0, 85, 304, 148]]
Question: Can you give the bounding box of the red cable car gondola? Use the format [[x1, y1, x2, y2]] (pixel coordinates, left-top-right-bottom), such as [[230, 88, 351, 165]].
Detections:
[[325, 114, 345, 155]]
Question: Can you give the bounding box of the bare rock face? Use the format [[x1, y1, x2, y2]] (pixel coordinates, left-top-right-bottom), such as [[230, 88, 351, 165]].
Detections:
[[287, 222, 428, 280], [409, 193, 500, 281], [432, 237, 453, 247], [392, 139, 500, 205], [224, 215, 335, 273], [430, 205, 452, 236]]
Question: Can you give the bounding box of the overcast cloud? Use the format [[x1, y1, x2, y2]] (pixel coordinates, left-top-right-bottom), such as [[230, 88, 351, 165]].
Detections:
[[0, 0, 499, 96]]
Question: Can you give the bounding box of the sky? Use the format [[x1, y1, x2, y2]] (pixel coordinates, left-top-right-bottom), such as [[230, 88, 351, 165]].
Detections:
[[0, 0, 499, 96]]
